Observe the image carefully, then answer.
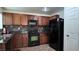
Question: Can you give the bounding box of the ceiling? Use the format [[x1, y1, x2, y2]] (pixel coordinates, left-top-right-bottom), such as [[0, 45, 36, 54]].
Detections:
[[3, 7, 64, 15]]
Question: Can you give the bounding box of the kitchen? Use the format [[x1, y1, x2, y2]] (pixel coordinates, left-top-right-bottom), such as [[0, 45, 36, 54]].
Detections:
[[0, 7, 64, 51]]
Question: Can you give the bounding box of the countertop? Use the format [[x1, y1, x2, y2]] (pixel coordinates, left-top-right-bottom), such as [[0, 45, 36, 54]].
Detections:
[[0, 29, 48, 44], [0, 34, 12, 43]]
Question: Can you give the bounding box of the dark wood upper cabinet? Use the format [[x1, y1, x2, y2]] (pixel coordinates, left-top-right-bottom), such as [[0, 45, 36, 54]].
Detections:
[[50, 15, 59, 20], [3, 13, 50, 26], [27, 15, 39, 20], [13, 14, 21, 25], [42, 17, 50, 25], [3, 13, 13, 25], [27, 15, 34, 20], [38, 16, 42, 25], [20, 15, 28, 25], [13, 14, 29, 25], [38, 16, 50, 26]]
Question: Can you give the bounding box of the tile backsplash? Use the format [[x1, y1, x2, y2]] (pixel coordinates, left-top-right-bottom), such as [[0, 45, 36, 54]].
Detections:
[[0, 29, 2, 35], [3, 25, 48, 34]]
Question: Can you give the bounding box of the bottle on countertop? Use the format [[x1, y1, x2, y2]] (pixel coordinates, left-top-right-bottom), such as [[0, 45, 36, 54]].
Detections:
[[3, 27, 7, 34]]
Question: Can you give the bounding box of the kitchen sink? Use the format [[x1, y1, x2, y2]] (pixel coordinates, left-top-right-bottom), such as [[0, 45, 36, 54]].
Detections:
[[3, 34, 12, 38]]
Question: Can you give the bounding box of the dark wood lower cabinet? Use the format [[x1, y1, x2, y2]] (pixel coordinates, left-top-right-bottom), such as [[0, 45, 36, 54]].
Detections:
[[10, 34, 28, 50], [40, 33, 48, 45], [0, 34, 28, 51], [5, 39, 12, 51], [22, 34, 28, 47], [1, 33, 48, 51], [11, 34, 19, 50], [17, 34, 23, 48], [0, 43, 5, 51]]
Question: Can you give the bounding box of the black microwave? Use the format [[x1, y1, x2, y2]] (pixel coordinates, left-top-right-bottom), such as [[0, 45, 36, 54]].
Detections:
[[28, 20, 37, 26]]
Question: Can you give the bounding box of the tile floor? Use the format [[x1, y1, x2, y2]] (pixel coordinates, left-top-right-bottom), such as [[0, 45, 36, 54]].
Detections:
[[19, 44, 55, 51]]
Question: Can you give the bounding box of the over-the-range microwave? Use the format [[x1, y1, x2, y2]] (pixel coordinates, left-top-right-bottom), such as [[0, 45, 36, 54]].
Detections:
[[28, 20, 37, 26]]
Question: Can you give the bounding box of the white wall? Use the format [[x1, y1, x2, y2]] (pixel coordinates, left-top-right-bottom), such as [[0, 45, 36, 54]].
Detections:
[[51, 9, 64, 18], [0, 13, 3, 29], [0, 8, 3, 29], [0, 8, 3, 12]]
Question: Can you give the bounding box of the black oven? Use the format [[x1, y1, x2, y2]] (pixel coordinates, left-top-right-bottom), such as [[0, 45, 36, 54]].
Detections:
[[28, 27, 40, 47]]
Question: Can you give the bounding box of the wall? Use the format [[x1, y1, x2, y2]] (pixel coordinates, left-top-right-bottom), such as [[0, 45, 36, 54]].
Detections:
[[0, 8, 3, 12], [0, 9, 3, 43], [51, 9, 64, 18], [0, 8, 3, 28], [0, 13, 3, 29]]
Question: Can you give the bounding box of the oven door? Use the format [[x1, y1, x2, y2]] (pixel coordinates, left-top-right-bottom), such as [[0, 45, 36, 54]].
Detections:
[[28, 35, 40, 47]]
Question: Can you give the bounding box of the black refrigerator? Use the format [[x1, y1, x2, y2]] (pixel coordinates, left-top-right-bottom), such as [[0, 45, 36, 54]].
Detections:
[[48, 18, 64, 51]]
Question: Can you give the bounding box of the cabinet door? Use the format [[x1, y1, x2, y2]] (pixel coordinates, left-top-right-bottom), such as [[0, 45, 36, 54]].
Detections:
[[38, 16, 49, 26], [33, 16, 39, 20], [12, 34, 22, 49], [50, 16, 57, 20], [20, 15, 28, 25], [40, 33, 48, 45], [27, 15, 34, 20], [38, 16, 42, 25], [11, 34, 28, 50], [22, 34, 28, 47], [17, 34, 23, 48], [3, 13, 13, 25], [0, 43, 5, 51], [12, 34, 19, 48], [13, 14, 20, 25], [42, 17, 49, 25]]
